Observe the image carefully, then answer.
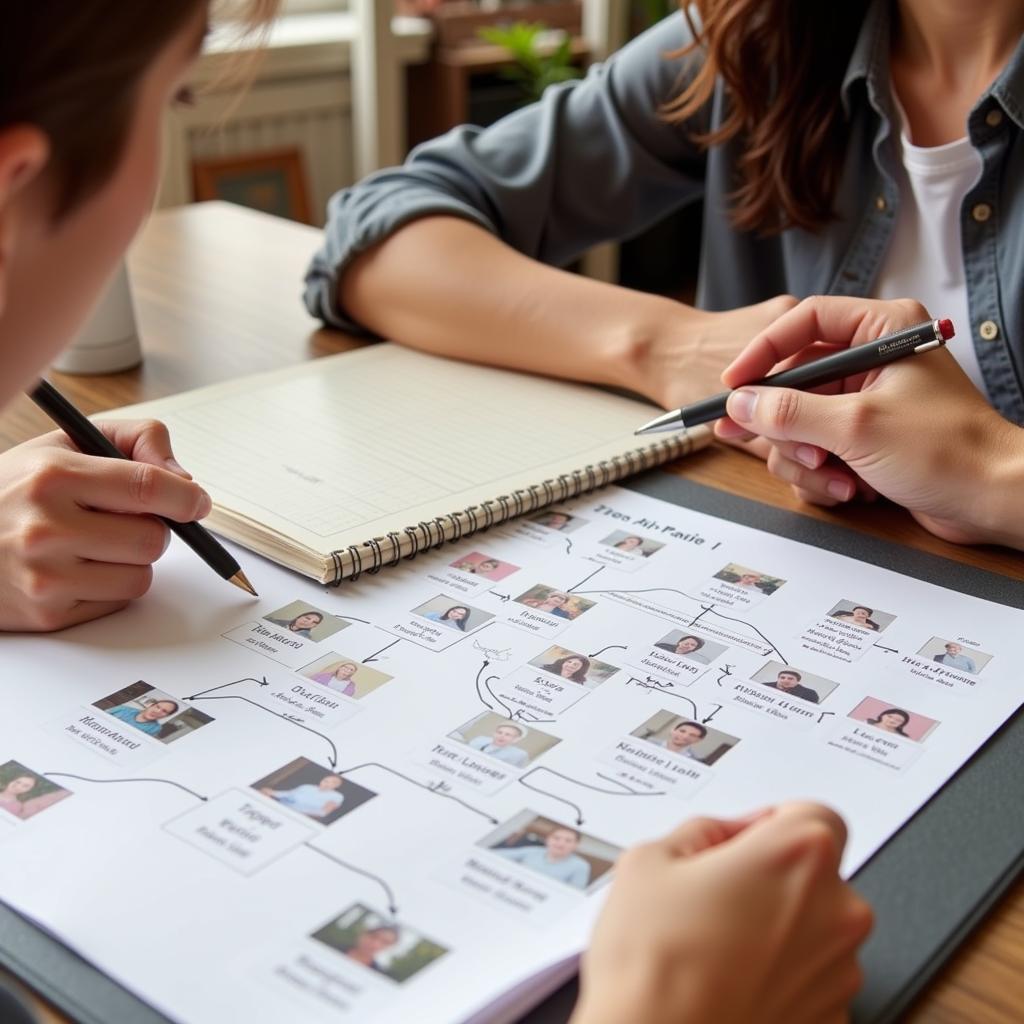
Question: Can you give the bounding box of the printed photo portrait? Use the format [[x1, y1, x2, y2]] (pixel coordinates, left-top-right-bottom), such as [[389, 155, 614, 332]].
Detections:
[[652, 630, 727, 665], [447, 552, 520, 582], [252, 757, 375, 826], [262, 601, 350, 643], [448, 712, 561, 769], [827, 600, 897, 633], [411, 596, 494, 633], [712, 563, 786, 595], [751, 661, 840, 705], [630, 710, 741, 766], [916, 638, 992, 675], [479, 810, 621, 892], [0, 761, 71, 822], [515, 585, 596, 621], [300, 654, 394, 700], [599, 531, 665, 558], [529, 509, 587, 534], [848, 697, 939, 742], [311, 902, 448, 983], [528, 645, 619, 688], [94, 682, 213, 746]]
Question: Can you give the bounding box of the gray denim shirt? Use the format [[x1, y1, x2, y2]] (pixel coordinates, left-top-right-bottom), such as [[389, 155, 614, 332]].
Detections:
[[305, 3, 1024, 423]]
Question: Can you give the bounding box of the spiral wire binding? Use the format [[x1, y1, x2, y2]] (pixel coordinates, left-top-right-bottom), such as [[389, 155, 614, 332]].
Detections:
[[331, 435, 689, 583]]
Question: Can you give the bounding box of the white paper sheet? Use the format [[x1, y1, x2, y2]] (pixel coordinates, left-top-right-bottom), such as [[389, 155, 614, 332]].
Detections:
[[0, 486, 1020, 1024]]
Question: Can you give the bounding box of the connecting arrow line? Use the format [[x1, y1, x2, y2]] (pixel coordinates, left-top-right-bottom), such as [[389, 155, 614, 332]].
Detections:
[[873, 643, 899, 654], [518, 767, 665, 825], [703, 607, 788, 663], [488, 591, 511, 603], [186, 676, 269, 700], [518, 772, 584, 825], [337, 615, 371, 624], [365, 639, 401, 663], [338, 762, 498, 824], [482, 677, 513, 717], [44, 773, 208, 801], [304, 844, 398, 914], [627, 677, 715, 718], [562, 537, 573, 555], [716, 665, 735, 687], [817, 711, 836, 724], [568, 566, 604, 593], [187, 695, 339, 768], [474, 660, 493, 710], [701, 703, 723, 725], [571, 585, 788, 662], [589, 644, 627, 659]]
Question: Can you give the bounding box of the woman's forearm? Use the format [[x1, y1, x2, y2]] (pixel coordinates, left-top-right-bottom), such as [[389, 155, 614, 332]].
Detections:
[[338, 216, 687, 403]]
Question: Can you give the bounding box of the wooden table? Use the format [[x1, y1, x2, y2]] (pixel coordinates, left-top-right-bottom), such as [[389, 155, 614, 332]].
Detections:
[[2, 201, 1023, 1023]]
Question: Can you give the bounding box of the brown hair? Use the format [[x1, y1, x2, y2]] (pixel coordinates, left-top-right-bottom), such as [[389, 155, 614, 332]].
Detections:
[[664, 1, 870, 235], [0, 0, 277, 219]]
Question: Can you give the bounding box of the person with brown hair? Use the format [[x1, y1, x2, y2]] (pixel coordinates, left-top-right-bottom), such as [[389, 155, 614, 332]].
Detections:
[[0, 1, 277, 633], [0, 4, 871, 1020], [307, 0, 1024, 551]]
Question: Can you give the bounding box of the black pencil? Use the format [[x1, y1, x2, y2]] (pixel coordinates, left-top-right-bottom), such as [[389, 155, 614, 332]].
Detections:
[[28, 378, 257, 597]]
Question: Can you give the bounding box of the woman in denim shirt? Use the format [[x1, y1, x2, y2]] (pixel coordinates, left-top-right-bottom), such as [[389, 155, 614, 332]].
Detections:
[[307, 0, 1024, 549]]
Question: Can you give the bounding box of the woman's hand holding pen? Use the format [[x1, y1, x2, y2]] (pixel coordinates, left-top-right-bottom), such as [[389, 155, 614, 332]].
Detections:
[[713, 296, 1024, 550], [0, 419, 211, 631], [573, 803, 872, 1024], [631, 294, 800, 417]]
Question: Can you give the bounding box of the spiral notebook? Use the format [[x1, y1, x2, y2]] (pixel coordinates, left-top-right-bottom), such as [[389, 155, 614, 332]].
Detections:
[[108, 344, 711, 583]]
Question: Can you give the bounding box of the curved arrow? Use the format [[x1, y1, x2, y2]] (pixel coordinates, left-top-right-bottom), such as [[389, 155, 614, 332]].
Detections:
[[517, 772, 584, 825], [482, 676, 513, 718], [338, 762, 498, 824], [44, 772, 207, 801], [187, 694, 338, 767], [186, 676, 268, 701], [305, 844, 398, 914], [589, 644, 627, 659]]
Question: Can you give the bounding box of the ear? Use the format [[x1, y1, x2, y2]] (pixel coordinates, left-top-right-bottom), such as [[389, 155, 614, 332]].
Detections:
[[0, 125, 50, 314]]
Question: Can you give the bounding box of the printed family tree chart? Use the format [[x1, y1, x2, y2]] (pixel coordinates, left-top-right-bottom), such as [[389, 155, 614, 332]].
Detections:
[[0, 485, 1021, 1024]]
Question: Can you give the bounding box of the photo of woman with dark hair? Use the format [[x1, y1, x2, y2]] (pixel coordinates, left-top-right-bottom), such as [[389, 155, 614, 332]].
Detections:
[[540, 654, 591, 684], [266, 609, 324, 638], [866, 708, 912, 737], [424, 605, 471, 631]]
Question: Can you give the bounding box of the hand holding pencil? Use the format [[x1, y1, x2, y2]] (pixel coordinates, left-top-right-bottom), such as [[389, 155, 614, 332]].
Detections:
[[0, 388, 254, 633]]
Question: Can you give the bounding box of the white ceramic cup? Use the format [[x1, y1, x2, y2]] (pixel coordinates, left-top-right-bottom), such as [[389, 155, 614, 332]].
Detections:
[[51, 262, 143, 374]]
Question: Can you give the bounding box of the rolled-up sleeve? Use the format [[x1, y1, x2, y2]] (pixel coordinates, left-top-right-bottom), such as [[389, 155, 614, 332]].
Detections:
[[304, 12, 710, 331]]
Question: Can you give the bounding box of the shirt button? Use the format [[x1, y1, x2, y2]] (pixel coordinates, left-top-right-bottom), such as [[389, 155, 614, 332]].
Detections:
[[979, 320, 1000, 341], [972, 202, 993, 222], [985, 108, 1004, 128], [875, 195, 887, 211]]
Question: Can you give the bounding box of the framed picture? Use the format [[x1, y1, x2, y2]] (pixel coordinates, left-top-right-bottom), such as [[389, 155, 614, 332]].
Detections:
[[192, 148, 311, 224]]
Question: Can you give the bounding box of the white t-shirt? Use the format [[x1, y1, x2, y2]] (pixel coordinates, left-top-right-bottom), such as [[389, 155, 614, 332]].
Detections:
[[873, 96, 987, 398]]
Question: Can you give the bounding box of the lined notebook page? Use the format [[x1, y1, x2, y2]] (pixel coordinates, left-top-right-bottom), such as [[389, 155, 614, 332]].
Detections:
[[109, 345, 703, 557]]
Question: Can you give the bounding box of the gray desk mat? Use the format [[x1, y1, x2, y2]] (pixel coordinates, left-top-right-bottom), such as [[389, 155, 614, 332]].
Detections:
[[1, 474, 1021, 1024]]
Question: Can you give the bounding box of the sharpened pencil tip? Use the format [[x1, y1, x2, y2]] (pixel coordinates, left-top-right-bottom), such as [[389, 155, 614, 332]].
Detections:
[[229, 570, 258, 597]]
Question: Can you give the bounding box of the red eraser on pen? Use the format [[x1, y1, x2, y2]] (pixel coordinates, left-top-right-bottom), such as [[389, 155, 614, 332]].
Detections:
[[937, 318, 955, 340]]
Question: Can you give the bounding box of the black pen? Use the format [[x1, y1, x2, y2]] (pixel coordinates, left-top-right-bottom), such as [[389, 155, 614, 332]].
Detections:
[[28, 378, 257, 596], [635, 318, 954, 434]]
